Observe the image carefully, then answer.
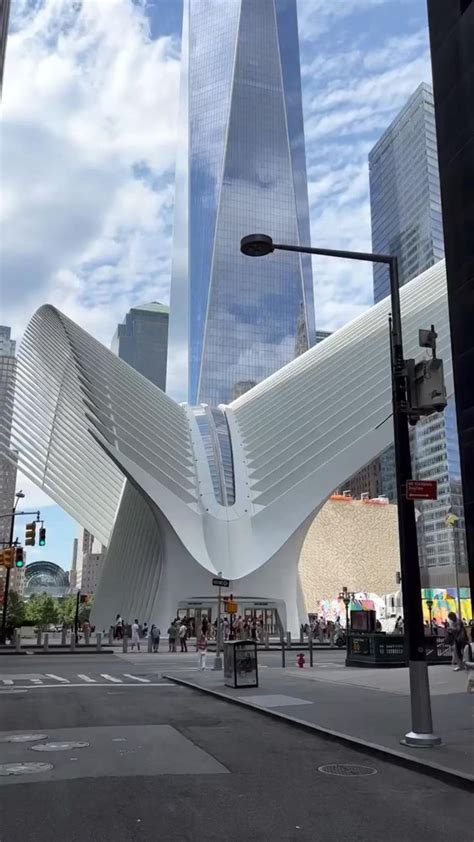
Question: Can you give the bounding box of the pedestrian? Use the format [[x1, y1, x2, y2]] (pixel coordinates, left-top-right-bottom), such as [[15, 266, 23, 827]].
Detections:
[[197, 632, 208, 670], [394, 616, 404, 634], [201, 615, 209, 637], [114, 614, 123, 640], [168, 621, 177, 653], [131, 619, 141, 651], [447, 611, 467, 671], [179, 621, 188, 652], [151, 624, 161, 653], [142, 622, 149, 639]]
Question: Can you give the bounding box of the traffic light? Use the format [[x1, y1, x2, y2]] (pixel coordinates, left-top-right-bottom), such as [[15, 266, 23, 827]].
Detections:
[[25, 522, 36, 546], [14, 548, 24, 568], [80, 593, 88, 604], [0, 547, 15, 569], [38, 527, 46, 546]]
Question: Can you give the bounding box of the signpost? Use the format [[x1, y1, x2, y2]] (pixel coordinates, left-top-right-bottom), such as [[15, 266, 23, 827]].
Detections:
[[212, 576, 229, 588], [406, 480, 437, 501]]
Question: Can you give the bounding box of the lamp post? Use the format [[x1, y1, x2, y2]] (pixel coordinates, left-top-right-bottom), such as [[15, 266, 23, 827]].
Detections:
[[338, 586, 354, 656], [241, 233, 441, 747], [0, 490, 25, 645]]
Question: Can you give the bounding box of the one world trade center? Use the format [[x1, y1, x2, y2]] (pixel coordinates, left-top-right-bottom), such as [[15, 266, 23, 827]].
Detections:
[[167, 0, 316, 406]]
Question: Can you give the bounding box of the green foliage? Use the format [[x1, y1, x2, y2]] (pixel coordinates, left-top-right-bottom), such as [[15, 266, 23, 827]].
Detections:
[[25, 594, 59, 628], [57, 595, 76, 626], [6, 591, 25, 628]]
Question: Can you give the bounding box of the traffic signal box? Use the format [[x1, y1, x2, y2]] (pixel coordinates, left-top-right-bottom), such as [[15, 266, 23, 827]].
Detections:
[[25, 522, 36, 546], [0, 547, 24, 569]]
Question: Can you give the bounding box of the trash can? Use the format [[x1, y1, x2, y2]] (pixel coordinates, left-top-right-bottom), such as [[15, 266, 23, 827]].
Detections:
[[224, 640, 258, 688]]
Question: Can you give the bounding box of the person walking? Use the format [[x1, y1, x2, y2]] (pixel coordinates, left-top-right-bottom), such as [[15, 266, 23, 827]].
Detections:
[[150, 624, 160, 653], [447, 611, 467, 671], [114, 614, 123, 640], [168, 621, 177, 653], [197, 632, 207, 670], [131, 619, 141, 651], [142, 622, 149, 639], [179, 621, 188, 652]]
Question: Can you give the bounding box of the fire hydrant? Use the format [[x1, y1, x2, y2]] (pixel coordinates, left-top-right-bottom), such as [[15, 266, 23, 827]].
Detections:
[[297, 652, 305, 668]]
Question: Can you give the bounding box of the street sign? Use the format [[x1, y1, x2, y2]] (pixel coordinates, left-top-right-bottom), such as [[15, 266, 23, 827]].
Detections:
[[212, 576, 230, 588], [406, 480, 437, 501]]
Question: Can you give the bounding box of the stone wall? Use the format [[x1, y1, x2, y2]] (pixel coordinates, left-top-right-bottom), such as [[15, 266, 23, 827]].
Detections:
[[298, 499, 400, 613]]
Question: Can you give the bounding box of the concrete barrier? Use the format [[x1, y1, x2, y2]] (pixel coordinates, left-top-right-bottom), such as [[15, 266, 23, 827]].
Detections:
[[70, 633, 76, 652], [61, 627, 67, 646], [14, 629, 21, 652], [147, 635, 153, 653], [96, 632, 102, 652], [122, 636, 128, 654], [36, 629, 42, 646], [108, 627, 114, 645]]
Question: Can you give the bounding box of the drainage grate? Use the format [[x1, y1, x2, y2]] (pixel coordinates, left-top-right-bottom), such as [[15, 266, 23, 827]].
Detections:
[[31, 741, 89, 752], [318, 763, 377, 777], [0, 762, 53, 776], [0, 734, 48, 743]]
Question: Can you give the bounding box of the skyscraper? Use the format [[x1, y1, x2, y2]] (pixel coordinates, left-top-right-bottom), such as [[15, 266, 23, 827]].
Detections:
[[0, 0, 11, 98], [368, 83, 467, 588], [371, 83, 444, 304], [167, 0, 316, 406], [112, 302, 169, 391], [427, 0, 474, 601]]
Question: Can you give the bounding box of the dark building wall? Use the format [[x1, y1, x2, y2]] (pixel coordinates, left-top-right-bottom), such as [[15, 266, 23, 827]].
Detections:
[[427, 0, 474, 595], [114, 307, 169, 391]]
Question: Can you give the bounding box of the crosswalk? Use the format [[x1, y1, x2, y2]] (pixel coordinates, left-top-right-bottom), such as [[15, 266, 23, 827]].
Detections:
[[0, 672, 175, 688]]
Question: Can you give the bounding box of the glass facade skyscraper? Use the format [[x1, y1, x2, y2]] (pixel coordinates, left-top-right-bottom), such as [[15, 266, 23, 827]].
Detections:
[[167, 0, 316, 407], [368, 83, 467, 587], [371, 83, 445, 304], [112, 302, 169, 391]]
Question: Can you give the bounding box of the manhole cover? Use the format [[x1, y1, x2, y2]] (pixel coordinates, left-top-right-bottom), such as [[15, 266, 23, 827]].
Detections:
[[31, 741, 89, 752], [318, 764, 377, 777], [0, 734, 48, 743], [0, 762, 53, 776]]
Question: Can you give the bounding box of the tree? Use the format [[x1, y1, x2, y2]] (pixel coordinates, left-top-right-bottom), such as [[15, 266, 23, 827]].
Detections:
[[57, 595, 76, 627], [34, 594, 59, 629], [6, 591, 25, 629]]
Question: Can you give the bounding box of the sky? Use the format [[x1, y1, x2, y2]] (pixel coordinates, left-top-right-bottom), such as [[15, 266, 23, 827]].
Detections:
[[1, 0, 432, 571]]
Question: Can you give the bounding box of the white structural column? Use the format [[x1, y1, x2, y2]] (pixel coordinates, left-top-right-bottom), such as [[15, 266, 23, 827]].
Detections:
[[1, 261, 452, 632]]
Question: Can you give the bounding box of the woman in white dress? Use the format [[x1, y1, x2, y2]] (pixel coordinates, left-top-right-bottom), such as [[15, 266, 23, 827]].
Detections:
[[131, 619, 141, 651]]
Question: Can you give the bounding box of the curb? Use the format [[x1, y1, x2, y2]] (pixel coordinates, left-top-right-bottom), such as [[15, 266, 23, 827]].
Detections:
[[163, 674, 474, 793], [0, 649, 114, 656]]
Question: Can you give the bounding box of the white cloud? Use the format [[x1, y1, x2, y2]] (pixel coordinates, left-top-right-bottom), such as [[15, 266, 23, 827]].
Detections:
[[2, 0, 180, 346]]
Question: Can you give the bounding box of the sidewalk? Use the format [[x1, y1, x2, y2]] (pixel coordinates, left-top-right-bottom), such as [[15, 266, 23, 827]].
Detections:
[[164, 661, 473, 787]]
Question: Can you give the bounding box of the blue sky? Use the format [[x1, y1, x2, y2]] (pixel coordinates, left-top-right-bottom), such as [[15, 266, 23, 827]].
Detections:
[[2, 0, 431, 571]]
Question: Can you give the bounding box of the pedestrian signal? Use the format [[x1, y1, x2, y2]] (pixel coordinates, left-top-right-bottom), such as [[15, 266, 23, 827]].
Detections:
[[25, 522, 36, 546]]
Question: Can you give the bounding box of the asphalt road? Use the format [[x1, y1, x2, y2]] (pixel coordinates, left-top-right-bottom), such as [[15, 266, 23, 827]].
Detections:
[[0, 653, 471, 842]]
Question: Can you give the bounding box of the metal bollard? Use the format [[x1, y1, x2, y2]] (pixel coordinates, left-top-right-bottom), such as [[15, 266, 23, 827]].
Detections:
[[147, 635, 153, 653], [122, 635, 128, 654], [300, 626, 304, 645], [70, 632, 76, 652], [286, 631, 292, 650], [309, 632, 314, 667], [108, 626, 114, 646], [61, 627, 67, 646], [96, 632, 102, 652], [264, 631, 270, 650], [280, 632, 286, 668], [43, 633, 49, 652], [14, 629, 21, 653], [36, 629, 42, 646]]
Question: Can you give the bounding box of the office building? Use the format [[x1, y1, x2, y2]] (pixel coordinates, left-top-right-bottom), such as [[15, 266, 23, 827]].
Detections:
[[428, 0, 474, 599], [0, 0, 10, 98], [368, 83, 468, 590], [112, 302, 169, 391], [3, 263, 451, 632], [315, 330, 332, 344], [167, 0, 316, 406], [81, 551, 106, 597]]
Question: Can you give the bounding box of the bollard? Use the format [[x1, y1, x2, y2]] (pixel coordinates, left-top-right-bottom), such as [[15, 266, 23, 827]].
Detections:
[[264, 631, 270, 650], [61, 626, 67, 646], [96, 632, 102, 652], [43, 633, 49, 652], [300, 626, 304, 645], [14, 629, 21, 653], [108, 626, 114, 646], [280, 632, 286, 668], [286, 631, 292, 650], [309, 632, 314, 667], [84, 629, 90, 646], [70, 632, 76, 652], [36, 629, 42, 646], [147, 635, 153, 653], [122, 635, 128, 654]]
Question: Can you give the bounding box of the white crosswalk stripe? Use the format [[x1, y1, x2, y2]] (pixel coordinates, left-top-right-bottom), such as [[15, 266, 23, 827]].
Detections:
[[122, 674, 150, 683], [45, 674, 70, 683], [100, 674, 122, 683], [30, 678, 43, 684], [77, 674, 96, 683]]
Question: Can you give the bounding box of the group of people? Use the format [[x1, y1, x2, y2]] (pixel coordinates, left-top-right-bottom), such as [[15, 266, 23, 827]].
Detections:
[[113, 615, 160, 651]]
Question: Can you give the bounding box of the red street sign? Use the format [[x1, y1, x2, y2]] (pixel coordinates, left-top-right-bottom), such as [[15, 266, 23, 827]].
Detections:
[[406, 480, 437, 501]]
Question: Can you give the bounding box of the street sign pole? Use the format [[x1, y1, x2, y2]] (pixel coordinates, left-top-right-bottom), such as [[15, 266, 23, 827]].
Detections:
[[213, 572, 223, 671]]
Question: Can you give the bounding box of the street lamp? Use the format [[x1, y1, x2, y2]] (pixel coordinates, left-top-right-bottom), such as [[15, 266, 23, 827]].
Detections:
[[241, 233, 441, 747], [338, 587, 355, 657]]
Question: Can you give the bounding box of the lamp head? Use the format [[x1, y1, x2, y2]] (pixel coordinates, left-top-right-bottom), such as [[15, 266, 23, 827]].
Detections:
[[240, 234, 274, 257]]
